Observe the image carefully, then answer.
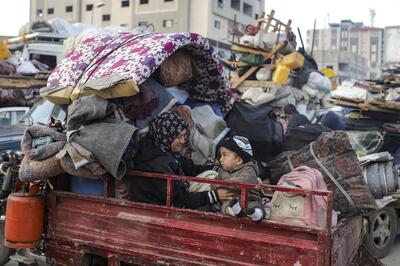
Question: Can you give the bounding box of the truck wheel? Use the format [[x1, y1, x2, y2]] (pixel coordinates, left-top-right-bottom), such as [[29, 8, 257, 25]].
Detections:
[[0, 221, 14, 265], [364, 207, 397, 258]]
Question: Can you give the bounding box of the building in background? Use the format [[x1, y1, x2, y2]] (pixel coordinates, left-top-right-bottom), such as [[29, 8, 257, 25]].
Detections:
[[384, 25, 400, 66], [306, 20, 383, 81], [30, 0, 265, 58]]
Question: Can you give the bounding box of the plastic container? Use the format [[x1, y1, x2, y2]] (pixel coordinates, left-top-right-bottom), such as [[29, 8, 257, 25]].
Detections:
[[5, 193, 45, 248], [0, 41, 11, 60], [70, 176, 105, 196], [273, 64, 291, 84], [280, 52, 304, 69]]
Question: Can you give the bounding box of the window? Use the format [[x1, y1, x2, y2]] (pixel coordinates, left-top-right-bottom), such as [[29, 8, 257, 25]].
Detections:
[[163, 19, 173, 28], [86, 4, 93, 11], [121, 23, 128, 27], [231, 0, 240, 11], [218, 0, 223, 8], [255, 14, 259, 20], [140, 0, 149, 4], [138, 21, 148, 26], [164, 0, 174, 2], [37, 9, 43, 16], [102, 14, 111, 21], [243, 3, 252, 16], [121, 0, 130, 7], [65, 5, 73, 12], [214, 20, 221, 29], [47, 8, 54, 14], [0, 112, 11, 126]]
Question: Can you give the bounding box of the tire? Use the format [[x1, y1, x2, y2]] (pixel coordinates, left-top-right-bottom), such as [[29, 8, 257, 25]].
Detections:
[[364, 207, 398, 258], [0, 221, 14, 265]]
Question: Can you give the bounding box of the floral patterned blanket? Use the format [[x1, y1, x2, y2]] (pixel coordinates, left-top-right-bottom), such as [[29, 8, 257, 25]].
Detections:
[[44, 32, 232, 113]]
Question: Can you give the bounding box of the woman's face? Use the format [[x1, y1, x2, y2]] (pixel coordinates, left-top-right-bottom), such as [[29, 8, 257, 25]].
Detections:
[[171, 128, 187, 153]]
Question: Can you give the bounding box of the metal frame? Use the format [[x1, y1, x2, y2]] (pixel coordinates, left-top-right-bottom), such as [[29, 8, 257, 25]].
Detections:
[[44, 171, 336, 265]]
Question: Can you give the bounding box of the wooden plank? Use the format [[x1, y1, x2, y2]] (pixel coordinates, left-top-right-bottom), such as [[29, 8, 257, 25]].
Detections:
[[286, 19, 292, 32], [370, 100, 400, 111], [256, 11, 266, 28], [231, 66, 258, 89], [329, 99, 360, 108], [231, 42, 284, 58], [330, 95, 365, 103], [231, 43, 270, 56], [264, 10, 275, 32], [238, 80, 276, 88], [0, 75, 48, 89], [358, 102, 400, 114]]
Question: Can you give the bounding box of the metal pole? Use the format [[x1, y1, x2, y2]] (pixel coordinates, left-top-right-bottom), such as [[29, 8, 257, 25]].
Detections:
[[311, 19, 316, 56]]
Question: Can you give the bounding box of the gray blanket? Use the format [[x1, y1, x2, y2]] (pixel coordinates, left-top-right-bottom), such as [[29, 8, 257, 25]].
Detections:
[[67, 95, 137, 179], [21, 125, 66, 160]]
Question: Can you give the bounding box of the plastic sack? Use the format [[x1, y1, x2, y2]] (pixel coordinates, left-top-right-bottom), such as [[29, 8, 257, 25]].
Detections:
[[307, 72, 332, 93], [256, 67, 272, 81], [16, 60, 39, 74], [239, 35, 255, 46], [346, 131, 384, 157]]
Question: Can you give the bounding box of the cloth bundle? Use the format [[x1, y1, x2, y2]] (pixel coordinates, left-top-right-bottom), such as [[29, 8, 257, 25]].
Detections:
[[66, 95, 137, 180], [117, 80, 159, 120], [19, 124, 108, 182], [19, 125, 66, 182]]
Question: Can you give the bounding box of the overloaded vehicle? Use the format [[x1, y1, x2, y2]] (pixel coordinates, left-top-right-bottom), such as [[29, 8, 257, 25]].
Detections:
[[2, 12, 399, 265], [0, 28, 383, 266]]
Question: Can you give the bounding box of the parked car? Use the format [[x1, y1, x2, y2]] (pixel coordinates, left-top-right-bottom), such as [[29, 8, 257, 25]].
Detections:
[[0, 99, 66, 152], [0, 107, 29, 126]]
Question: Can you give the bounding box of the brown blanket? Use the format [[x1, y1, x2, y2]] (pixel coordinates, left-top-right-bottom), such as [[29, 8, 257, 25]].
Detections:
[[268, 131, 376, 215]]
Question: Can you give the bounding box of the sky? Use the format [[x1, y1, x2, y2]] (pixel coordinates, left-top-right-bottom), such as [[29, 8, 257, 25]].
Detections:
[[0, 0, 400, 38]]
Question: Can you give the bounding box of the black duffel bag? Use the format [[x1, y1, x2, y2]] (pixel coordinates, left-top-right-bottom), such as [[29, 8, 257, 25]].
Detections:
[[225, 101, 284, 162]]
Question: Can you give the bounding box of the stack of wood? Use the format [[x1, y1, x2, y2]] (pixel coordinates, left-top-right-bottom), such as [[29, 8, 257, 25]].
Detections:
[[225, 10, 295, 94], [0, 72, 50, 89], [330, 77, 400, 115]]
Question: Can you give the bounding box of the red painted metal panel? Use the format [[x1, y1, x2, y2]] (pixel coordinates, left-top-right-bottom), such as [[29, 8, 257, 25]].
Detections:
[[45, 192, 328, 265], [42, 170, 357, 266]]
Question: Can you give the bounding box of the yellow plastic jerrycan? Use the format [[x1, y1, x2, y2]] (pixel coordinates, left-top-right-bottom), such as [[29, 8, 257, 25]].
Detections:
[[273, 64, 291, 84], [273, 52, 305, 84], [0, 41, 11, 60], [280, 52, 305, 69]]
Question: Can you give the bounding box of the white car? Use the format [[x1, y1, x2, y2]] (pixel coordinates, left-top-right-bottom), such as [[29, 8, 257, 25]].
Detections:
[[0, 106, 29, 126]]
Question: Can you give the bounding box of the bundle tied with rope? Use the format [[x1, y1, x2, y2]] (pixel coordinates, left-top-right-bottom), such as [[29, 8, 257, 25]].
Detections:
[[268, 131, 377, 215]]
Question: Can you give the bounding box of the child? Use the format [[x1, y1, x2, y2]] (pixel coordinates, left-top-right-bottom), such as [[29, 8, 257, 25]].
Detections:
[[213, 136, 265, 222]]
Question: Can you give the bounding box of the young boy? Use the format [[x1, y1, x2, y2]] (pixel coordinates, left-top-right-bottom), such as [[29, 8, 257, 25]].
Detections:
[[214, 136, 265, 222]]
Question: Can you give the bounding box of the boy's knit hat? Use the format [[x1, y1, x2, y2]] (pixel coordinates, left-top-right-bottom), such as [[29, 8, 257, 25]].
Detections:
[[220, 136, 253, 162]]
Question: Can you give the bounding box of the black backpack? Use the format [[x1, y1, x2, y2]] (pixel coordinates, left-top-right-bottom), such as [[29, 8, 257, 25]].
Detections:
[[283, 124, 332, 152], [225, 101, 284, 162]]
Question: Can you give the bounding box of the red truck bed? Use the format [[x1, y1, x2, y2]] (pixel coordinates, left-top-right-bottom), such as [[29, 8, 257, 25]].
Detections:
[[44, 171, 364, 266]]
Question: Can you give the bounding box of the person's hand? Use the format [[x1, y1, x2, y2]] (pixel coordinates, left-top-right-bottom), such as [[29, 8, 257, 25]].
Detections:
[[216, 188, 235, 201]]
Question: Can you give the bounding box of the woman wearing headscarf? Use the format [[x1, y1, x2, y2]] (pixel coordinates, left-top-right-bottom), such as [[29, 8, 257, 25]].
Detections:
[[130, 111, 231, 209]]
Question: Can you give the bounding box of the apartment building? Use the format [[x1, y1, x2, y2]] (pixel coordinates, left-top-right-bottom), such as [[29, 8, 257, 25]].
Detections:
[[384, 25, 400, 66], [30, 0, 265, 57], [306, 20, 383, 80]]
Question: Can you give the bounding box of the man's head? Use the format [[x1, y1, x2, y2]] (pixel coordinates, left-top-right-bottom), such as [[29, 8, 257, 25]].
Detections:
[[283, 104, 298, 115], [149, 111, 188, 153], [219, 136, 253, 171]]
